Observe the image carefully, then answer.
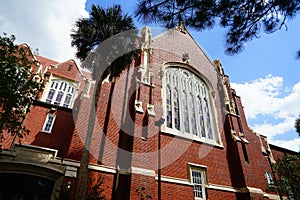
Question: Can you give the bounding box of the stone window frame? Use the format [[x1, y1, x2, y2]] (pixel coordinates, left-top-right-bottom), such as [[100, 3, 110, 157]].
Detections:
[[161, 62, 221, 146], [42, 113, 56, 133]]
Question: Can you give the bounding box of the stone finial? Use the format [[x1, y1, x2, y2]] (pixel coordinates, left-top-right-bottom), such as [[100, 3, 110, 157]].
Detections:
[[139, 26, 153, 84], [178, 21, 187, 33], [213, 60, 224, 75], [141, 26, 152, 54]]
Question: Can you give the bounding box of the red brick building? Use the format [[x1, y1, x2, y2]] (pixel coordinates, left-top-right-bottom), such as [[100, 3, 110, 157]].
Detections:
[[0, 26, 297, 200]]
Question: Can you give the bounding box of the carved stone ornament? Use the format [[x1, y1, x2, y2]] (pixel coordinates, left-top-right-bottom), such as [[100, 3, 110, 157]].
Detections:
[[182, 51, 189, 63]]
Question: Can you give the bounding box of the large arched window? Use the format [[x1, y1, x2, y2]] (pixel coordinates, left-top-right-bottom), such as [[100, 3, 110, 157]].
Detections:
[[163, 67, 216, 142], [45, 80, 75, 108]]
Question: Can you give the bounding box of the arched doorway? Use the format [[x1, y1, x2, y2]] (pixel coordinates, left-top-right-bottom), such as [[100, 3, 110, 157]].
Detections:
[[0, 173, 54, 200]]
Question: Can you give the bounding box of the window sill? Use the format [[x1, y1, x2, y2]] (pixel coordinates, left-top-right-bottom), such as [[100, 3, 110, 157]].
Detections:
[[41, 130, 52, 134], [161, 126, 223, 148]]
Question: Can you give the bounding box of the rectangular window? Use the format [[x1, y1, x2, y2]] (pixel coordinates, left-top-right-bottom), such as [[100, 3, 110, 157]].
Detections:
[[42, 114, 56, 133], [190, 167, 207, 200], [63, 94, 72, 108], [264, 171, 274, 188]]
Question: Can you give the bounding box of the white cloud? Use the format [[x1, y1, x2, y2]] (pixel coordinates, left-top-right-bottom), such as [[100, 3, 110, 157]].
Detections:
[[0, 0, 88, 62], [271, 138, 300, 153], [231, 75, 300, 152], [231, 74, 283, 118]]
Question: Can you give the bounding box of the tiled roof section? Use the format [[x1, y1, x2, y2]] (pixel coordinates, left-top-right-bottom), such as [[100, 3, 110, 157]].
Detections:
[[35, 55, 89, 81], [17, 44, 41, 74], [35, 55, 59, 68], [49, 59, 80, 81]]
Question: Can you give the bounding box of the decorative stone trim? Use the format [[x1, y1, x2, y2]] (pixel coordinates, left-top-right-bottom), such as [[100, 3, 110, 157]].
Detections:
[[187, 162, 207, 169], [130, 167, 156, 177], [267, 194, 283, 200], [246, 187, 264, 194], [65, 166, 77, 178], [49, 159, 116, 174], [207, 184, 244, 193], [135, 100, 144, 113], [147, 104, 156, 117], [88, 164, 116, 174]]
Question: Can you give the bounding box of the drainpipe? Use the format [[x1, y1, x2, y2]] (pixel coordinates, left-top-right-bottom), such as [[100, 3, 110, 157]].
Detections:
[[155, 118, 165, 200]]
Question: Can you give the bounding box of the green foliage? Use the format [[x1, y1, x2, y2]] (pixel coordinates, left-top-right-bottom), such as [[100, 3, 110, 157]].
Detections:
[[135, 0, 300, 55], [71, 4, 139, 81], [0, 33, 42, 140], [136, 184, 153, 200], [71, 4, 136, 61], [71, 5, 139, 200], [295, 115, 300, 135], [86, 176, 106, 200], [273, 154, 300, 199]]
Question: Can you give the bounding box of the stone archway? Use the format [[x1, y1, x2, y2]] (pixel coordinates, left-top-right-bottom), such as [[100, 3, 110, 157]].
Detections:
[[0, 144, 66, 200]]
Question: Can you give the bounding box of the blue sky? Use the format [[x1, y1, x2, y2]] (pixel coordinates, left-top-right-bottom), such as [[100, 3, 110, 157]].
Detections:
[[0, 0, 299, 151]]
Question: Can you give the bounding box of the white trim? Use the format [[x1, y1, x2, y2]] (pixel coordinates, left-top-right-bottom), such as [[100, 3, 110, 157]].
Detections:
[[267, 194, 284, 200], [49, 159, 116, 174], [130, 167, 156, 177], [48, 158, 284, 199], [207, 184, 245, 193], [65, 166, 77, 178], [88, 164, 117, 174], [155, 175, 192, 186], [246, 187, 264, 194], [49, 158, 80, 167], [187, 162, 207, 169], [161, 127, 224, 148]]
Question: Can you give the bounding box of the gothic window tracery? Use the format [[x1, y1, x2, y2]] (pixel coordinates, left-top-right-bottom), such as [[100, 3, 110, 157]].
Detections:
[[163, 67, 216, 142]]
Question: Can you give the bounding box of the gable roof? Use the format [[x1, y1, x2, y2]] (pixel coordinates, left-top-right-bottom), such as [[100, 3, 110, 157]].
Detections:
[[35, 55, 88, 81]]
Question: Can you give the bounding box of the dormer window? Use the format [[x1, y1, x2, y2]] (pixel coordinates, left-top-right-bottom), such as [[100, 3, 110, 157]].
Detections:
[[44, 79, 76, 108]]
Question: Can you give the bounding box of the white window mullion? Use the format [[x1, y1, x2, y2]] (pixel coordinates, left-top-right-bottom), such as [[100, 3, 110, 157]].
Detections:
[[198, 97, 206, 138], [182, 91, 190, 133], [188, 79, 197, 135], [178, 76, 186, 134], [171, 85, 175, 130], [203, 94, 213, 140], [193, 84, 201, 137], [166, 85, 173, 128]]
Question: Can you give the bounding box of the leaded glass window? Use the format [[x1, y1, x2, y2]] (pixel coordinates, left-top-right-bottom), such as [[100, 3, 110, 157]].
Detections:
[[163, 67, 215, 141], [174, 89, 180, 130], [166, 86, 172, 128]]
